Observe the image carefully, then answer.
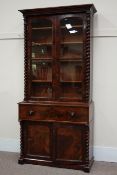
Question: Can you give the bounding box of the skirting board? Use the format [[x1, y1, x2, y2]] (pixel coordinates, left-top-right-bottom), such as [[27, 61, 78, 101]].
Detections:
[[0, 138, 20, 153], [94, 146, 117, 162], [0, 138, 117, 162]]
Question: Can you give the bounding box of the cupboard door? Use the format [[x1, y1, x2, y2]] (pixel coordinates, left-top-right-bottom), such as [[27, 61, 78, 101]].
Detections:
[[55, 123, 84, 162], [59, 16, 85, 101], [24, 121, 53, 160]]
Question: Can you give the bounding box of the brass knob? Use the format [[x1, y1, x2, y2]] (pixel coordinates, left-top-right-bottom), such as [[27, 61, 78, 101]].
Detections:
[[28, 110, 35, 116], [69, 111, 76, 118]]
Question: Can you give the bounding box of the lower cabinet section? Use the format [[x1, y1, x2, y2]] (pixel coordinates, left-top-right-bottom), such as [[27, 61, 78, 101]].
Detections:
[[19, 121, 93, 172]]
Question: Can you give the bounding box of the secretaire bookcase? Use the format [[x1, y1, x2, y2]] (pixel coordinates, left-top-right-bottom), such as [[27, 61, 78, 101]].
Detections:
[[18, 4, 97, 172]]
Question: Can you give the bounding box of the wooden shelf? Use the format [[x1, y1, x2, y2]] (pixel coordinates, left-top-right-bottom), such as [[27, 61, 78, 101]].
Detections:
[[61, 41, 83, 44], [32, 80, 52, 83], [32, 57, 83, 61], [32, 42, 52, 46], [32, 25, 83, 30], [60, 80, 82, 83], [32, 58, 52, 61], [32, 27, 52, 30], [61, 25, 83, 28], [60, 59, 82, 62]]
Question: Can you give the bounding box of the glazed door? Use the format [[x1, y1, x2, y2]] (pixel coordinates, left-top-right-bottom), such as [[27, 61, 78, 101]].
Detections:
[[27, 15, 86, 101], [54, 123, 85, 163], [57, 15, 85, 101], [30, 17, 55, 100], [23, 121, 53, 160]]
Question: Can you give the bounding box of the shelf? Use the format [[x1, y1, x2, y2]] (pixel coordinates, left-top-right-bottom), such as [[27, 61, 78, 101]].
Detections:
[[32, 42, 52, 46], [32, 27, 52, 30], [32, 80, 52, 83], [32, 25, 83, 30], [60, 80, 82, 83], [32, 58, 52, 61], [61, 41, 83, 44], [60, 59, 82, 62], [61, 25, 83, 28], [32, 58, 82, 62], [32, 41, 83, 46]]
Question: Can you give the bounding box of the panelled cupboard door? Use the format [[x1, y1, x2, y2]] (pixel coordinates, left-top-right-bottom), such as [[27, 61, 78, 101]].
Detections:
[[54, 123, 85, 163], [23, 121, 53, 160]]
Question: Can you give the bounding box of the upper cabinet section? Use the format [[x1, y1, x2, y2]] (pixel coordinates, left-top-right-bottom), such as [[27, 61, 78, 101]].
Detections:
[[19, 4, 96, 102]]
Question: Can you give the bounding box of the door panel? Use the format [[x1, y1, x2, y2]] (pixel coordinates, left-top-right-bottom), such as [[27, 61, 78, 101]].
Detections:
[[55, 123, 84, 162], [24, 121, 52, 159]]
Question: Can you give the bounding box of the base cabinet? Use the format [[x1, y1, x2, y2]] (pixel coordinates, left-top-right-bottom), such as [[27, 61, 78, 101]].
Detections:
[[19, 120, 92, 172]]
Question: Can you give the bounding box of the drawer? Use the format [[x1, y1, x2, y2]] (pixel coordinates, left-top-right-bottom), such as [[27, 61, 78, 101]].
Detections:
[[19, 104, 88, 123]]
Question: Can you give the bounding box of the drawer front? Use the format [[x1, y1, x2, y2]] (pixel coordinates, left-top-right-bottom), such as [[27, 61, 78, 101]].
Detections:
[[19, 105, 88, 123]]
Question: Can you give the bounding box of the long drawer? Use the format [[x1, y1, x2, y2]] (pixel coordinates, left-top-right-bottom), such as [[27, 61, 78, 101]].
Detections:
[[19, 104, 89, 123]]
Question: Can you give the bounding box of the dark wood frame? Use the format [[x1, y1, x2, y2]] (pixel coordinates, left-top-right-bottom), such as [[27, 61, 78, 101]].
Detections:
[[18, 4, 97, 173]]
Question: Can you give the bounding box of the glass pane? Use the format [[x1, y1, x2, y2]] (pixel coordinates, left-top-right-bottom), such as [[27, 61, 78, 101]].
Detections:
[[32, 83, 52, 98], [60, 62, 82, 82], [61, 44, 82, 59], [31, 60, 52, 98], [32, 60, 52, 81], [60, 83, 82, 99], [31, 19, 52, 59], [60, 17, 83, 59], [31, 18, 53, 98], [60, 17, 83, 100]]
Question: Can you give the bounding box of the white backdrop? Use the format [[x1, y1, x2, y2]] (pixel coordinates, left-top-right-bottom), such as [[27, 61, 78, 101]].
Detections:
[[0, 0, 117, 161]]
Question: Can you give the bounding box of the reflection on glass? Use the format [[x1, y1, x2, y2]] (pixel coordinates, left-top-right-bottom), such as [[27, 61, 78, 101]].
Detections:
[[61, 17, 83, 59], [31, 19, 52, 59], [60, 62, 82, 82]]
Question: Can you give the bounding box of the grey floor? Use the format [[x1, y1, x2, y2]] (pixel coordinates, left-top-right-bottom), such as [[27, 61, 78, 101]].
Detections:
[[0, 151, 117, 175]]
